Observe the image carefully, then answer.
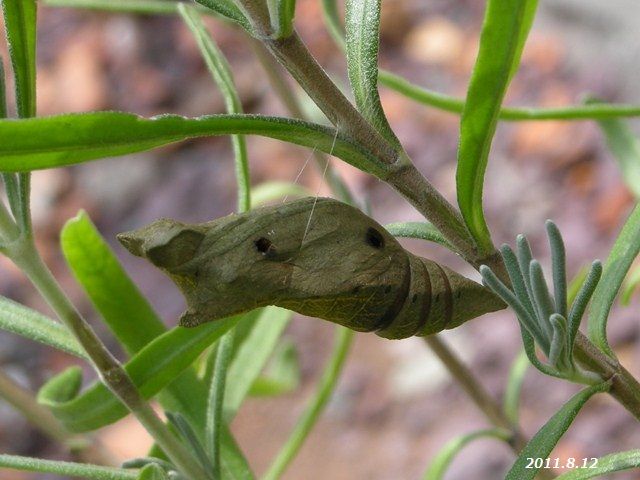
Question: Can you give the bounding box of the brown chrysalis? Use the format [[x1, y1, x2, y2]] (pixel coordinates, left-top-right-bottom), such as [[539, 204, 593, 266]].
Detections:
[[118, 197, 504, 339]]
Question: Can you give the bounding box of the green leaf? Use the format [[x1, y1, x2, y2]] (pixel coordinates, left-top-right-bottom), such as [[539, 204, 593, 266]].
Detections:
[[506, 381, 611, 480], [193, 0, 251, 31], [61, 211, 165, 354], [555, 450, 640, 479], [621, 264, 640, 305], [178, 3, 250, 212], [249, 339, 300, 397], [137, 464, 169, 480], [0, 295, 86, 358], [503, 349, 529, 424], [384, 221, 452, 249], [320, 0, 345, 48], [38, 316, 239, 432], [594, 111, 640, 198], [224, 307, 292, 419], [423, 429, 510, 480], [588, 203, 640, 358], [378, 69, 640, 121], [44, 0, 223, 19], [60, 209, 214, 443], [206, 331, 235, 480], [345, 0, 399, 148], [2, 0, 37, 118], [0, 112, 386, 177], [0, 454, 138, 480], [250, 181, 312, 207], [456, 0, 536, 254]]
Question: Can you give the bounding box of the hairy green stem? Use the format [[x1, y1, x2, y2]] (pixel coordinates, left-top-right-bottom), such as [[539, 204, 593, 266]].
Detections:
[[5, 239, 210, 480]]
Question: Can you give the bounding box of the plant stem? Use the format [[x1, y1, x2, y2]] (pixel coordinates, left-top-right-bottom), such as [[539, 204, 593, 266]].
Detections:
[[249, 38, 355, 205], [6, 239, 210, 480], [0, 369, 71, 444], [424, 336, 527, 450]]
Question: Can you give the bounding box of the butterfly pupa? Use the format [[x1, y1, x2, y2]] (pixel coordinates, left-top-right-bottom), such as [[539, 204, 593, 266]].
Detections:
[[118, 197, 504, 339]]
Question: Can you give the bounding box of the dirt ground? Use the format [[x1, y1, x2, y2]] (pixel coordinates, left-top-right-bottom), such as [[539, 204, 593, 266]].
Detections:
[[1, 1, 640, 479]]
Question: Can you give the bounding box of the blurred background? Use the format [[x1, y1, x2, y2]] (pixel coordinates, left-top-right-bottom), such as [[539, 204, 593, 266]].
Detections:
[[1, 0, 640, 478]]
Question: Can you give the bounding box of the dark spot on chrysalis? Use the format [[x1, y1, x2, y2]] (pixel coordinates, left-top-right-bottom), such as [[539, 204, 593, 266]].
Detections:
[[412, 294, 418, 303], [255, 237, 274, 254], [435, 293, 441, 301], [384, 285, 392, 294], [365, 227, 385, 249], [353, 286, 361, 293], [455, 290, 461, 299]]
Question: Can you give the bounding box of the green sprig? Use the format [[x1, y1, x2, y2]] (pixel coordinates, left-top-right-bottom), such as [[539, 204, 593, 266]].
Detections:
[[480, 221, 603, 384]]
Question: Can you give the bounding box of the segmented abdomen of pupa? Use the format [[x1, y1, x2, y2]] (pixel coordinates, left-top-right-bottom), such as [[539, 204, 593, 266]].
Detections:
[[373, 254, 504, 339]]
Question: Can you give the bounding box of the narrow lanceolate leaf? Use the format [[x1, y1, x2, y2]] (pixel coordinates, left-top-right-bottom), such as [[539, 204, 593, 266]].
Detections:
[[250, 181, 311, 207], [506, 381, 611, 480], [456, 0, 535, 254], [0, 454, 138, 480], [595, 114, 640, 198], [384, 221, 452, 249], [0, 296, 86, 358], [2, 0, 37, 118], [503, 349, 529, 424], [423, 429, 510, 480], [555, 450, 640, 479], [194, 0, 252, 32], [345, 0, 400, 148], [588, 204, 640, 358], [0, 112, 386, 177], [179, 3, 250, 211], [44, 0, 216, 18], [38, 317, 239, 432], [61, 211, 166, 354], [60, 211, 222, 446]]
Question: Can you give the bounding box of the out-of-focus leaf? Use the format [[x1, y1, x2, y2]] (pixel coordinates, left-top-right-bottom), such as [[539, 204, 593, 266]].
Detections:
[[456, 0, 536, 254], [423, 429, 510, 480], [0, 296, 86, 358], [503, 349, 529, 424], [588, 204, 640, 358], [506, 381, 610, 480], [0, 112, 386, 177], [249, 339, 300, 397], [555, 450, 640, 479], [621, 264, 640, 305], [594, 111, 640, 198], [224, 307, 292, 418], [345, 0, 399, 147], [250, 182, 311, 207], [0, 454, 138, 480]]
